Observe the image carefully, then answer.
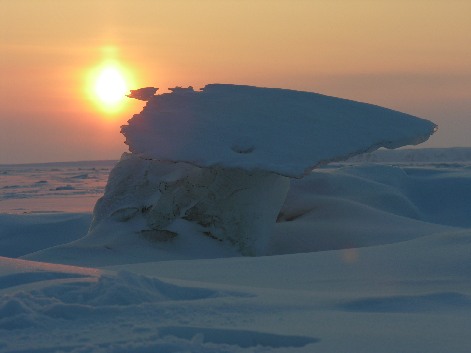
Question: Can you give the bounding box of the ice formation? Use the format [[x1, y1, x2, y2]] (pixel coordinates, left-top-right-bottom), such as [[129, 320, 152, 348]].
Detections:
[[89, 84, 436, 256], [122, 84, 436, 177], [90, 154, 289, 256]]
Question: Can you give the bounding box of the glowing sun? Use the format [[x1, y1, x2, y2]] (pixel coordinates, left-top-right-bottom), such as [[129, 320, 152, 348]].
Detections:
[[94, 67, 127, 106], [85, 61, 134, 114]]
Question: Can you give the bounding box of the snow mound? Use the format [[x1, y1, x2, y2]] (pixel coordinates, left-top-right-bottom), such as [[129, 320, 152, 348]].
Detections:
[[123, 84, 436, 177], [0, 268, 220, 330]]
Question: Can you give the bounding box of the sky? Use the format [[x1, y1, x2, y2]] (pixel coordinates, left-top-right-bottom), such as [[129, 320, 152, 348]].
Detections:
[[1, 0, 470, 164]]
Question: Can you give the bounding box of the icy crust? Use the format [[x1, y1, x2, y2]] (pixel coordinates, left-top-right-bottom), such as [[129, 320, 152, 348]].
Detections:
[[122, 84, 437, 178]]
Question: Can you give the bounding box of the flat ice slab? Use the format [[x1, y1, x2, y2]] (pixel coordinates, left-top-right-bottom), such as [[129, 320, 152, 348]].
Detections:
[[122, 84, 436, 177]]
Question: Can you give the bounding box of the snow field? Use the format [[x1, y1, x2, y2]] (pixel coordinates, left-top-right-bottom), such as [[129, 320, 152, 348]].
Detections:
[[1, 156, 470, 352]]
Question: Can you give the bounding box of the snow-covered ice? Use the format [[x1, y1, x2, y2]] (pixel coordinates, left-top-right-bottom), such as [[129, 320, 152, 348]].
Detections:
[[1, 152, 470, 352], [0, 160, 114, 214], [71, 84, 437, 257], [1, 83, 470, 352], [86, 153, 290, 256], [122, 84, 436, 177]]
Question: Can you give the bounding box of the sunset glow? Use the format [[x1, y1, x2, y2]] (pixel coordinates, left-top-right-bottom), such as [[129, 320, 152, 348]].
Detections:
[[1, 0, 471, 163], [94, 67, 127, 105], [85, 61, 135, 115]]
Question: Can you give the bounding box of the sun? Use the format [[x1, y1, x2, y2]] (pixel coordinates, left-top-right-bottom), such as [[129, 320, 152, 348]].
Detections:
[[94, 67, 127, 105], [86, 62, 133, 114]]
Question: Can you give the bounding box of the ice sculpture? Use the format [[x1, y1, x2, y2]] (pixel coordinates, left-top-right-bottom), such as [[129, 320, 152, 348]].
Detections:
[[89, 84, 436, 256]]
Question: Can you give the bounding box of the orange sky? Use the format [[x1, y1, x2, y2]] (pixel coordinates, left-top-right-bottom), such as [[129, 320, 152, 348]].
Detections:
[[1, 0, 470, 163]]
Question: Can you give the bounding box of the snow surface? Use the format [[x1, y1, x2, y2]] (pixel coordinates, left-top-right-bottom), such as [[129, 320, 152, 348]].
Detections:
[[1, 155, 471, 352], [122, 84, 436, 177]]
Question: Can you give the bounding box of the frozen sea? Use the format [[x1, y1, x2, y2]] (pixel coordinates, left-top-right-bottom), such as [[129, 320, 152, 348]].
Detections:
[[1, 149, 471, 352], [0, 160, 115, 214]]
